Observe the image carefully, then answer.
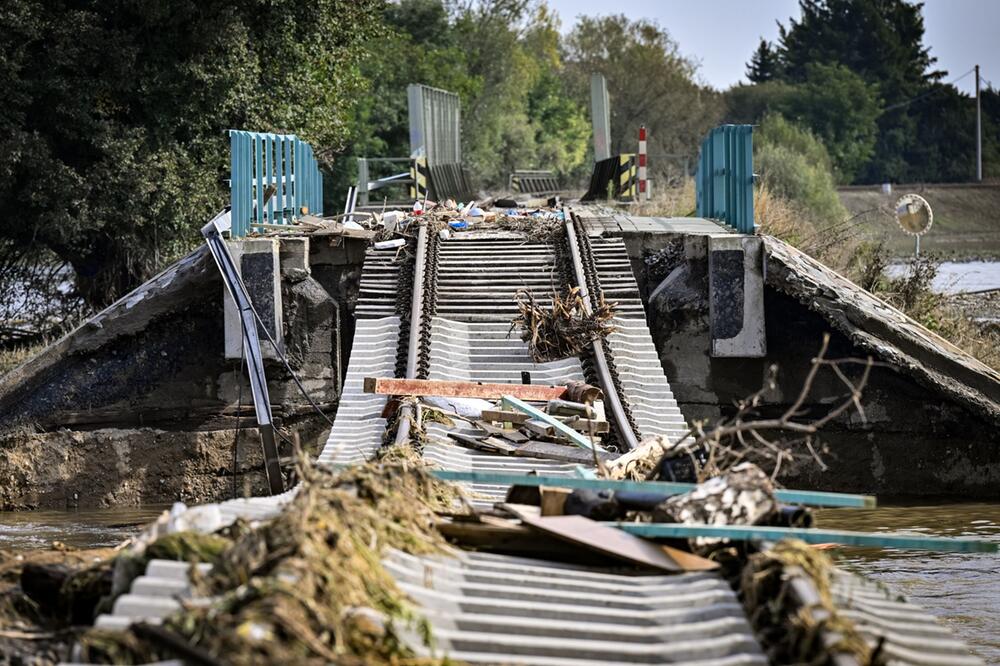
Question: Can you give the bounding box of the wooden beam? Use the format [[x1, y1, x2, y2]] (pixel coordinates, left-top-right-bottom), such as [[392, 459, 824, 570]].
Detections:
[[429, 470, 877, 509], [363, 377, 567, 401], [502, 396, 604, 452], [615, 522, 998, 553]]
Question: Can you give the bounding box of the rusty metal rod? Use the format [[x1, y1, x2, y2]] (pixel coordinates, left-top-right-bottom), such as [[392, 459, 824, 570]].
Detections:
[[564, 213, 641, 451]]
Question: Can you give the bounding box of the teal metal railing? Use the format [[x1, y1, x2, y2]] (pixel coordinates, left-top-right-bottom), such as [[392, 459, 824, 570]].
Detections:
[[228, 130, 323, 237], [696, 124, 754, 234]]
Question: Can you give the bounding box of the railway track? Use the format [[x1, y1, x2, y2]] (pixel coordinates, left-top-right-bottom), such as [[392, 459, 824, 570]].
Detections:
[[81, 213, 983, 666]]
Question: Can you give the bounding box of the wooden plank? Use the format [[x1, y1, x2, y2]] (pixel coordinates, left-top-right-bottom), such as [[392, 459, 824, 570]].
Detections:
[[559, 416, 610, 434], [515, 440, 611, 465], [429, 471, 877, 509], [473, 420, 529, 443], [446, 432, 517, 455], [502, 396, 604, 452], [515, 513, 719, 573], [481, 410, 530, 424], [616, 523, 998, 553], [364, 377, 567, 401]]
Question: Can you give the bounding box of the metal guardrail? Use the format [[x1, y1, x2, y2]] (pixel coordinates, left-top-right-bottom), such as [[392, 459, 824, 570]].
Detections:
[[696, 124, 755, 234], [509, 170, 559, 195], [229, 130, 323, 237]]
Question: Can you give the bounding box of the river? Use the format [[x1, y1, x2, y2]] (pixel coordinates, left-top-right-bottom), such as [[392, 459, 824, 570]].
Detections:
[[1, 503, 997, 662], [817, 502, 1000, 664]]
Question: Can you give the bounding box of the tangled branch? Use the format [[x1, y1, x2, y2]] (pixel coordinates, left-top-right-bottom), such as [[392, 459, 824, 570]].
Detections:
[[609, 334, 876, 483], [510, 287, 617, 363]]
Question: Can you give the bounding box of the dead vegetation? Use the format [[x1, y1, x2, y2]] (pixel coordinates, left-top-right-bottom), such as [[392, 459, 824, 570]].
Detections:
[[511, 287, 618, 363], [609, 335, 874, 483], [74, 455, 459, 665], [740, 539, 880, 665]]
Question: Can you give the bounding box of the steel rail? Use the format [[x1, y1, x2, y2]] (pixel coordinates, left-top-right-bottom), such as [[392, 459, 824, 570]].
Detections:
[[564, 213, 641, 451], [396, 221, 429, 445]]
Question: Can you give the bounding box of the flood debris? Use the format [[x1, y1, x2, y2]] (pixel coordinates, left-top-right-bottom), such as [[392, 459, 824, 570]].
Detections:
[[72, 457, 459, 665], [740, 539, 880, 665], [512, 287, 618, 363]]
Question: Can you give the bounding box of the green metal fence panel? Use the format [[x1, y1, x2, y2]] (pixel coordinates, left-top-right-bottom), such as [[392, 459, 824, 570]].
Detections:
[[696, 124, 754, 234], [229, 130, 324, 237]]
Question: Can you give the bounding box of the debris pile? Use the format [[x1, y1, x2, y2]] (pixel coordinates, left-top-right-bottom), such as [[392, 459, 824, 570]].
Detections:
[[512, 287, 618, 363], [740, 539, 880, 665], [74, 459, 458, 665]]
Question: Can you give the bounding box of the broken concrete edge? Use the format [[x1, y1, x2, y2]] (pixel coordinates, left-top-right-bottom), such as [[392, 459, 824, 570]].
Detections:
[[0, 246, 215, 408], [762, 235, 1000, 425]]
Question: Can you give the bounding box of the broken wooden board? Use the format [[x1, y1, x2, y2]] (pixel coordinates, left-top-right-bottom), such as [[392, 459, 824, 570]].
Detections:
[[364, 377, 567, 401], [514, 513, 719, 573], [473, 420, 530, 443], [446, 432, 518, 455], [515, 440, 611, 465], [481, 410, 531, 425], [502, 395, 604, 452]]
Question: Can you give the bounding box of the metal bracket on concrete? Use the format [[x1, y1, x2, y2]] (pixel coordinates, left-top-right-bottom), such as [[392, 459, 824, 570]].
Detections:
[[202, 210, 284, 495], [708, 234, 766, 358]]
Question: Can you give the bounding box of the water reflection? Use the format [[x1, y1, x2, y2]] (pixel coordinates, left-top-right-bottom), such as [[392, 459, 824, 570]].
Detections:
[[817, 502, 1000, 665], [0, 506, 167, 550]]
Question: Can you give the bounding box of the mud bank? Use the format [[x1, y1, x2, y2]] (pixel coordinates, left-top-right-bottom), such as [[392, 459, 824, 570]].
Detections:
[[0, 235, 365, 510]]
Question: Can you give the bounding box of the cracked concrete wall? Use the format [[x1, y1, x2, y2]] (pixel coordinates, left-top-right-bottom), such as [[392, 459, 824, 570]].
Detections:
[[0, 237, 364, 509], [642, 235, 1000, 498]]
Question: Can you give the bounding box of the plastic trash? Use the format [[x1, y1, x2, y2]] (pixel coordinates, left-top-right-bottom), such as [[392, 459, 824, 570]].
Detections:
[[468, 207, 484, 217], [412, 200, 423, 215], [381, 211, 403, 232], [438, 228, 451, 240], [449, 220, 468, 230], [374, 238, 406, 250], [424, 395, 494, 419]]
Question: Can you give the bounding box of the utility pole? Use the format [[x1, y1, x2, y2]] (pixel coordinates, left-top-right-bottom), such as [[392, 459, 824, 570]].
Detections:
[[976, 64, 982, 181]]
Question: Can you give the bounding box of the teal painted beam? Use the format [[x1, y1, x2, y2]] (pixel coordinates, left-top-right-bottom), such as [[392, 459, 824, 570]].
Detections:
[[615, 522, 998, 554], [429, 470, 876, 509], [501, 395, 604, 452]]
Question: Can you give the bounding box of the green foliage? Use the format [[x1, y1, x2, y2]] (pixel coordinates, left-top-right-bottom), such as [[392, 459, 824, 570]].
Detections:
[[780, 63, 882, 182], [564, 14, 722, 183], [746, 39, 781, 83], [741, 0, 999, 184], [334, 0, 590, 194], [754, 115, 846, 224], [0, 0, 383, 308]]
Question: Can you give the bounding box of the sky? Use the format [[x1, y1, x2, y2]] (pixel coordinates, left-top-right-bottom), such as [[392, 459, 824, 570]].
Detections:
[[545, 0, 999, 96]]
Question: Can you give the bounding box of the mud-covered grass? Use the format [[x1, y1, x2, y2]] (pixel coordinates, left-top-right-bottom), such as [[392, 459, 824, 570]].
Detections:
[[77, 455, 460, 665]]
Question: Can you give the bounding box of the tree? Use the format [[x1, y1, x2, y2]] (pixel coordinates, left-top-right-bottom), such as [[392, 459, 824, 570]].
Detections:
[[0, 0, 383, 309], [746, 38, 780, 83], [781, 63, 882, 182], [769, 0, 940, 182], [755, 114, 846, 224], [564, 14, 722, 181]]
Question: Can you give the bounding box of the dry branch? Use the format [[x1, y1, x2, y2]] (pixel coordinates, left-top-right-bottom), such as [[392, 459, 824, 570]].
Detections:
[[510, 287, 617, 363]]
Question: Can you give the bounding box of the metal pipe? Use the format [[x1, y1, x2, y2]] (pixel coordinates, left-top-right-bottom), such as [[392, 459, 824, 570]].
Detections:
[[564, 214, 641, 451]]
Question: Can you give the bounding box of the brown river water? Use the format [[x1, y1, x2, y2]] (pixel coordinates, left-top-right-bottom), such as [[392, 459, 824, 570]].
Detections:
[[1, 502, 998, 662]]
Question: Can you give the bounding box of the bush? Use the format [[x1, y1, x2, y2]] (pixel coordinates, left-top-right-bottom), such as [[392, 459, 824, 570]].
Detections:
[[754, 115, 846, 225]]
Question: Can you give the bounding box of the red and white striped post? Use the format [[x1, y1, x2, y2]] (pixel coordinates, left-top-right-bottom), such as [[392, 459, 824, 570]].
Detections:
[[638, 125, 649, 200]]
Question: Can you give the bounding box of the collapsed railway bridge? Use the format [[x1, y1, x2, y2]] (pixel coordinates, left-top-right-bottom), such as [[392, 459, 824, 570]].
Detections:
[[1, 124, 998, 665]]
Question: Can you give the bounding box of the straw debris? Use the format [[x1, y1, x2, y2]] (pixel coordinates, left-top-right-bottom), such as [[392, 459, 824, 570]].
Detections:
[[511, 287, 617, 363], [77, 458, 460, 665], [740, 539, 880, 665]]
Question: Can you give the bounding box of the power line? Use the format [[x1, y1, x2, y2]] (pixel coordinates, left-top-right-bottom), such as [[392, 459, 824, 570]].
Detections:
[[882, 68, 976, 112]]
